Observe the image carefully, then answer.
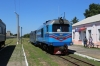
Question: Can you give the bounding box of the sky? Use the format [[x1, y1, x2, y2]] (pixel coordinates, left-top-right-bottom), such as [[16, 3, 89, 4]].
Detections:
[[0, 0, 100, 36]]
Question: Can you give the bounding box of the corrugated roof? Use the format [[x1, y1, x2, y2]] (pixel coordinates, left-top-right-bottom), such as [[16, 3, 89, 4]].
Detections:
[[72, 14, 100, 26]]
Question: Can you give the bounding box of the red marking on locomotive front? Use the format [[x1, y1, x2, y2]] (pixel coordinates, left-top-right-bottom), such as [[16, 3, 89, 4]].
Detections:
[[49, 35, 72, 42]]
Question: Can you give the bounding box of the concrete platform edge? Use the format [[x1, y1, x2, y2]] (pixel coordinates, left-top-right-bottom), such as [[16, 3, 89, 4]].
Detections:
[[73, 52, 100, 62]]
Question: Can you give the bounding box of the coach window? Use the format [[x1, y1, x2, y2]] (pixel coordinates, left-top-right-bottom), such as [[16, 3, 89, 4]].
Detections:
[[1, 28, 3, 34], [46, 25, 48, 32], [3, 28, 4, 34], [4, 28, 5, 34], [2, 28, 4, 34], [41, 28, 43, 37], [0, 27, 2, 34], [32, 32, 33, 36]]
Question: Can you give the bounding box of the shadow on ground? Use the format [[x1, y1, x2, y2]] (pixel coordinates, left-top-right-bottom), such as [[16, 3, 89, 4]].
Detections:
[[68, 49, 76, 54], [0, 45, 16, 66]]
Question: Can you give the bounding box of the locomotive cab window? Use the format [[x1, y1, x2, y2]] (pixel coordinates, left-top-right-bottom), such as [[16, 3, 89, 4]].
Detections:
[[52, 24, 69, 32]]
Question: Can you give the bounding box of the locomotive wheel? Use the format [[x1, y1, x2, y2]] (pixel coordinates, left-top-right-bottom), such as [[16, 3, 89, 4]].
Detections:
[[0, 44, 1, 49], [34, 43, 37, 47], [30, 42, 32, 44], [46, 45, 49, 53], [39, 43, 42, 48], [63, 45, 68, 55], [42, 44, 46, 50], [1, 41, 5, 47], [3, 41, 5, 47], [49, 45, 54, 55]]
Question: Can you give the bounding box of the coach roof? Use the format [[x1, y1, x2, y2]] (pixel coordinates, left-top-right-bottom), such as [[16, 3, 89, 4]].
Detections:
[[0, 19, 6, 26]]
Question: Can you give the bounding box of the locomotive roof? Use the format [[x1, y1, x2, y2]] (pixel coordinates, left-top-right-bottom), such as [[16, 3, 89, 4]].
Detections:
[[46, 19, 70, 25], [37, 19, 70, 30]]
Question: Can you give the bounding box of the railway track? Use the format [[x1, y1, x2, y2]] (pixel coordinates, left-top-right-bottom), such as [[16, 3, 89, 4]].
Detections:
[[57, 55, 95, 66]]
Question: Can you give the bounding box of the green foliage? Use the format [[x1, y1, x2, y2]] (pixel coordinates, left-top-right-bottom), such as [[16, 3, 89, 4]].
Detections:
[[13, 34, 17, 36], [71, 16, 79, 24], [84, 3, 100, 18], [10, 33, 13, 36], [23, 33, 30, 38]]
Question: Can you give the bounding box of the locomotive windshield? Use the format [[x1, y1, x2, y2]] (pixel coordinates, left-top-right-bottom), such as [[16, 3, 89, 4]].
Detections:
[[52, 24, 69, 32]]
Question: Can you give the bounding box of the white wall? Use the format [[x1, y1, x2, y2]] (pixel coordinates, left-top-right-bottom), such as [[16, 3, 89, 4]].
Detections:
[[72, 21, 100, 45], [72, 29, 80, 41], [72, 25, 100, 44]]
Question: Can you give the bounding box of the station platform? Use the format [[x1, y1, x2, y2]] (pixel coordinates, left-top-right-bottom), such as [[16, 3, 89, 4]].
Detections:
[[68, 45, 100, 61]]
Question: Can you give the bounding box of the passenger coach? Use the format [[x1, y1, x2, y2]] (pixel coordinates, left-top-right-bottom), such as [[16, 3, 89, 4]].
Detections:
[[0, 19, 6, 48]]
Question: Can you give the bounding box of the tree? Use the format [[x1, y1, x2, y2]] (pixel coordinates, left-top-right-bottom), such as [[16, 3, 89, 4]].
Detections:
[[10, 33, 13, 36], [23, 33, 30, 38], [13, 34, 17, 36], [71, 17, 79, 24], [84, 3, 100, 18]]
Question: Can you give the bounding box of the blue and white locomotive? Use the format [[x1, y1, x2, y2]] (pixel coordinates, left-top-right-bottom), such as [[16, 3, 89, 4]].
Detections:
[[30, 17, 72, 54]]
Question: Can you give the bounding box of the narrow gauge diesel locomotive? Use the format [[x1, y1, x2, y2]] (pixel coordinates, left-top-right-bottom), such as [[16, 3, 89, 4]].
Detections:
[[30, 17, 72, 54], [0, 19, 6, 48]]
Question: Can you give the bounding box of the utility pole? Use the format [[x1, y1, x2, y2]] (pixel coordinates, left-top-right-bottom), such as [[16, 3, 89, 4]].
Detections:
[[19, 26, 20, 39], [21, 27, 22, 44], [14, 12, 19, 44]]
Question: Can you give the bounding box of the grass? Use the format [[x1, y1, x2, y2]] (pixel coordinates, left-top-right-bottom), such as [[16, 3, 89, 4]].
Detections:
[[5, 38, 17, 45], [5, 38, 100, 66], [63, 54, 100, 66], [22, 38, 59, 66], [23, 38, 100, 66]]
